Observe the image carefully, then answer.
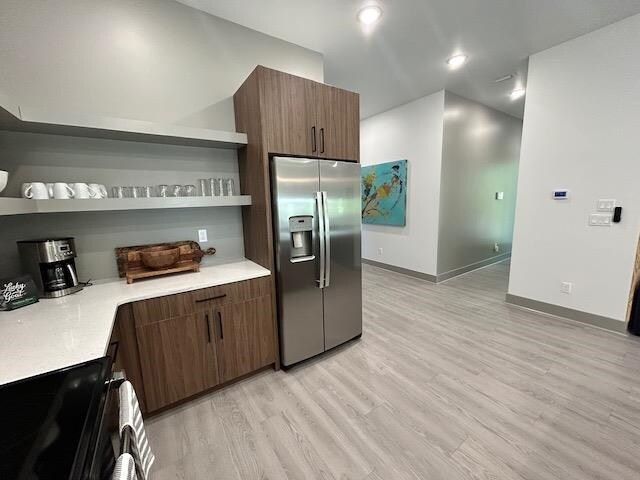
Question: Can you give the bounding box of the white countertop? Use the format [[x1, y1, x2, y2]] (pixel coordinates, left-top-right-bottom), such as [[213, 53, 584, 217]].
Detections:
[[0, 260, 270, 385]]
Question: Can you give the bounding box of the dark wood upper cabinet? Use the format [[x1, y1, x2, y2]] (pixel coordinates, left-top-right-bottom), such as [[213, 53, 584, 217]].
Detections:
[[314, 84, 360, 161], [215, 295, 275, 383], [259, 68, 316, 156], [135, 310, 220, 411], [238, 66, 360, 162]]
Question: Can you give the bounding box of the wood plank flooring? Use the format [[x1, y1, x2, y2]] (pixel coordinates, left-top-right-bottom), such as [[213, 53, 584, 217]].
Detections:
[[146, 261, 640, 479]]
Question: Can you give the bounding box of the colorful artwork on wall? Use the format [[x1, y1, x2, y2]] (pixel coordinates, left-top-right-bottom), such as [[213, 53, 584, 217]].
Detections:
[[361, 159, 407, 226]]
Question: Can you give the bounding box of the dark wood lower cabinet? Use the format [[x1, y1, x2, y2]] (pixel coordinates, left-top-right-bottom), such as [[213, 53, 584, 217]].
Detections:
[[110, 277, 276, 414], [216, 295, 275, 383], [112, 304, 148, 412], [135, 311, 220, 412]]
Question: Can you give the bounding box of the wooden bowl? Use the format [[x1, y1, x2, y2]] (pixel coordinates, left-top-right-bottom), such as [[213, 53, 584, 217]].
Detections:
[[140, 246, 180, 270]]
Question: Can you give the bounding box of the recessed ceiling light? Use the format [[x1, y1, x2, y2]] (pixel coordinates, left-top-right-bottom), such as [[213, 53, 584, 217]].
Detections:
[[446, 54, 468, 69], [510, 88, 526, 100], [357, 5, 382, 25]]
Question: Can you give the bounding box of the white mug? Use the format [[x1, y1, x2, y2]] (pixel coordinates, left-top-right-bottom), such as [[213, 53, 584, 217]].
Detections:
[[0, 170, 7, 195], [72, 182, 99, 199], [52, 182, 75, 199], [46, 183, 54, 198], [22, 182, 49, 199], [88, 183, 108, 199]]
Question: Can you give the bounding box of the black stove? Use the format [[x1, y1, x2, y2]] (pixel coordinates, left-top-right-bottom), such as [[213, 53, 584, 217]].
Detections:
[[0, 357, 117, 480]]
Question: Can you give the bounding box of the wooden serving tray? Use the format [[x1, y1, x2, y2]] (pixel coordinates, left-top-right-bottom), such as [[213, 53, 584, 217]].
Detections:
[[115, 241, 215, 284]]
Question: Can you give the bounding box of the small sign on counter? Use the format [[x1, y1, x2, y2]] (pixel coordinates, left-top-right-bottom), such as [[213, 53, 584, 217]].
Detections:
[[0, 275, 39, 311]]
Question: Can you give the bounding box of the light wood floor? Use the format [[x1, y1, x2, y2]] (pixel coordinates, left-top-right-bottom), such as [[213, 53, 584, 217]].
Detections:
[[146, 261, 640, 479]]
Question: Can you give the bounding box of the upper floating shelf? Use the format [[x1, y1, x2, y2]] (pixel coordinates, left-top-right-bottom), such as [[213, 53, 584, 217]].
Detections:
[[0, 96, 248, 149]]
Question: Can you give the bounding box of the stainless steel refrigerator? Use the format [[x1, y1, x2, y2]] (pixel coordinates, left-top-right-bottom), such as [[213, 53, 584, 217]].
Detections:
[[271, 156, 362, 367]]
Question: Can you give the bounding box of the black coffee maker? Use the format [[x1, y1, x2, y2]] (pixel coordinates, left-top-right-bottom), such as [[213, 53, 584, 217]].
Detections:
[[17, 238, 83, 298]]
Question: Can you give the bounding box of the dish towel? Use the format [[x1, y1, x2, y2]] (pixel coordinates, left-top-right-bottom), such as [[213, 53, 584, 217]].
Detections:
[[119, 381, 155, 480], [113, 453, 137, 480]]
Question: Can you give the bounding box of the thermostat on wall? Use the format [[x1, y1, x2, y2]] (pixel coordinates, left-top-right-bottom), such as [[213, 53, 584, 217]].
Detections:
[[552, 189, 570, 200]]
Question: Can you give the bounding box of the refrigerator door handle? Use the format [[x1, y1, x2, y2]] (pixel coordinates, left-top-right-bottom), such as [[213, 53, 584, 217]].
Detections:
[[322, 191, 331, 287], [316, 191, 326, 288]]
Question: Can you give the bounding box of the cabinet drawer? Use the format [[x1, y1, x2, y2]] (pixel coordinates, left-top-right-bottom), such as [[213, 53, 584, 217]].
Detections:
[[132, 276, 272, 326], [191, 276, 271, 311], [132, 292, 194, 327], [190, 283, 236, 310]]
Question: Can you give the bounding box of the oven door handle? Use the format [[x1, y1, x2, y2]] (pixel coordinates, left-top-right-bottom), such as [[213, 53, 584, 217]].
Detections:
[[110, 370, 126, 389]]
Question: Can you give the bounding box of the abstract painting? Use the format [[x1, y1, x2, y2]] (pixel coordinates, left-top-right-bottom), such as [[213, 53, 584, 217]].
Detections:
[[361, 159, 407, 226]]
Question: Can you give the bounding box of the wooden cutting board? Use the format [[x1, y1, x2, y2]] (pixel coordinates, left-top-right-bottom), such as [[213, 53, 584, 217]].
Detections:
[[115, 241, 216, 284]]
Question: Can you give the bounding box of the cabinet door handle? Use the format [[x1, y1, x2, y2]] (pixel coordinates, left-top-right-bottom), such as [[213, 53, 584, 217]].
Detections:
[[205, 313, 212, 343], [320, 127, 325, 154], [195, 293, 227, 303], [311, 126, 317, 152], [217, 310, 224, 340]]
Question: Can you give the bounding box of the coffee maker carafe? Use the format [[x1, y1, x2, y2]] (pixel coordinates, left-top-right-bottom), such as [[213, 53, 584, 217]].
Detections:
[[17, 238, 83, 298]]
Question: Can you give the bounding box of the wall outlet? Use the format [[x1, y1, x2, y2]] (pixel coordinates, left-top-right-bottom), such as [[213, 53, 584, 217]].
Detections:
[[198, 229, 208, 243], [561, 282, 573, 294], [596, 199, 616, 212], [589, 213, 612, 227], [494, 242, 500, 253], [378, 247, 383, 256]]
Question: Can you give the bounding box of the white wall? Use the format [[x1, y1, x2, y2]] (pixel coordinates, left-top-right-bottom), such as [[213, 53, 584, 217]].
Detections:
[[509, 13, 640, 322], [0, 0, 323, 131], [360, 91, 445, 276]]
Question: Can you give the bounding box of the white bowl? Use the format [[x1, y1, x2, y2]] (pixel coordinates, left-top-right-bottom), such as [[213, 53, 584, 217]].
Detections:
[[0, 171, 7, 195]]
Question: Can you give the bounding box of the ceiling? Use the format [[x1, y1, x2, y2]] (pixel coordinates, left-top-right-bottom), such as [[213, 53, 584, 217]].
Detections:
[[177, 0, 640, 119]]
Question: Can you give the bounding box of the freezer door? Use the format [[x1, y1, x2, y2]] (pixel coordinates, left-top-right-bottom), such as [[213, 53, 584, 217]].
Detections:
[[271, 156, 325, 366], [319, 160, 363, 350]]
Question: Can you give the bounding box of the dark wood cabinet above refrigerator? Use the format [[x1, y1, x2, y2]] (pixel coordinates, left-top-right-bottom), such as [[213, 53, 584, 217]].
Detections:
[[246, 66, 360, 162]]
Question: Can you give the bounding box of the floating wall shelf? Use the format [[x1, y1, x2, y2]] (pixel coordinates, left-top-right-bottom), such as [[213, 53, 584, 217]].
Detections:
[[0, 96, 248, 149], [0, 196, 252, 216]]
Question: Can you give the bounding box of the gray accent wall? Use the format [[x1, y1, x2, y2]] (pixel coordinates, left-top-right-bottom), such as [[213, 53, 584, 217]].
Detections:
[[436, 92, 522, 276], [0, 131, 244, 280]]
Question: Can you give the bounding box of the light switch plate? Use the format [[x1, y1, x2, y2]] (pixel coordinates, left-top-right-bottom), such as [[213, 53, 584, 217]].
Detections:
[[198, 229, 208, 242], [596, 199, 616, 212], [495, 192, 504, 200], [589, 213, 612, 226], [561, 282, 573, 294]]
